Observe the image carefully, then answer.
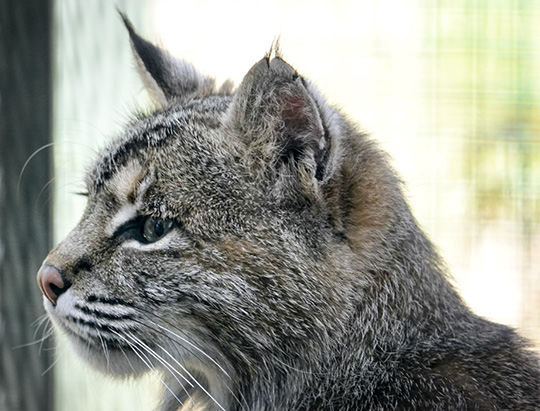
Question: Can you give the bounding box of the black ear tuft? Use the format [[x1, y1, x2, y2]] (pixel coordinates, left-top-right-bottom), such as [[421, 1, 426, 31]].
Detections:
[[118, 10, 135, 36], [119, 12, 216, 106], [120, 13, 170, 96]]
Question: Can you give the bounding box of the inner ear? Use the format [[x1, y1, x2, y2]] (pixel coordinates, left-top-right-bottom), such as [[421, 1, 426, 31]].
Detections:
[[282, 93, 312, 132], [277, 89, 327, 178]]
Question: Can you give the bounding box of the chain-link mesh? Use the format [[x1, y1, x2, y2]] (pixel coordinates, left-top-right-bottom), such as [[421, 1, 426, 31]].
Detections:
[[0, 1, 54, 410]]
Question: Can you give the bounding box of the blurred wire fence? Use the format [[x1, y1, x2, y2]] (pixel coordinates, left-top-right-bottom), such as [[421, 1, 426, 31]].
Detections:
[[420, 0, 540, 346]]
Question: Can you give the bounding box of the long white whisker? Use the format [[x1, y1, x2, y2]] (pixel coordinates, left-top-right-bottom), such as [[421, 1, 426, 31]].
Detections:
[[97, 333, 110, 370], [18, 137, 97, 199], [151, 320, 230, 378], [14, 316, 54, 350], [31, 314, 50, 329], [17, 143, 57, 196], [38, 179, 86, 214], [41, 355, 61, 377], [112, 331, 184, 407], [32, 314, 52, 339], [14, 326, 54, 349], [124, 333, 196, 408], [150, 340, 226, 411], [135, 320, 245, 410], [122, 332, 194, 389], [39, 322, 56, 355], [13, 329, 53, 349], [40, 334, 67, 377], [116, 343, 138, 375], [33, 176, 56, 211], [132, 317, 209, 369]]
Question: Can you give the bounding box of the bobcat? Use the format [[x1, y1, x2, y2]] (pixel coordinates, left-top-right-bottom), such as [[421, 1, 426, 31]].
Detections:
[[37, 15, 540, 411]]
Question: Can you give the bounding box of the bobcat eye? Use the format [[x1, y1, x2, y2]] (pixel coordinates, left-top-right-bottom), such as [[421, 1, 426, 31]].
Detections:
[[142, 216, 173, 243], [114, 215, 174, 244]]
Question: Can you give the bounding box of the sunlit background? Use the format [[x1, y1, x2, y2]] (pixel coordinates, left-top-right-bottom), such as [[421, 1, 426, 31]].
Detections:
[[9, 0, 540, 409]]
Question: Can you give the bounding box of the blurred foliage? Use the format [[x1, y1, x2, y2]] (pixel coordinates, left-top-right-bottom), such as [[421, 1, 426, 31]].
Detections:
[[428, 0, 540, 345], [464, 129, 540, 223], [438, 2, 540, 224]]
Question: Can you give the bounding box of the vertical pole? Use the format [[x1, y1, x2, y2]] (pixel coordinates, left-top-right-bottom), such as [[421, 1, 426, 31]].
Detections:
[[0, 1, 54, 410]]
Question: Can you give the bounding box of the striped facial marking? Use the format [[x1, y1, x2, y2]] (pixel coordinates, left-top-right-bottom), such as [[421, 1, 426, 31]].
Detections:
[[103, 161, 176, 249]]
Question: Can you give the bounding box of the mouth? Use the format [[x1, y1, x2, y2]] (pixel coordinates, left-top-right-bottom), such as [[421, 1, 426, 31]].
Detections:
[[46, 296, 135, 342], [44, 294, 158, 375], [44, 292, 231, 386], [57, 314, 131, 350]]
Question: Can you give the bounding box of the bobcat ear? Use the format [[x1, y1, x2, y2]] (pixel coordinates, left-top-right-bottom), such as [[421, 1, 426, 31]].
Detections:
[[227, 56, 342, 193], [120, 13, 215, 106]]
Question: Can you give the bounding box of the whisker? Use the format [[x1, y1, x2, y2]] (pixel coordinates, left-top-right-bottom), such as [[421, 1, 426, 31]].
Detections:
[[41, 356, 61, 377], [129, 319, 245, 410], [40, 333, 68, 377], [97, 332, 111, 370], [18, 138, 96, 201], [119, 326, 226, 411], [112, 331, 185, 407], [31, 314, 51, 338], [134, 308, 230, 378], [33, 176, 57, 212], [38, 178, 87, 215], [17, 142, 57, 197], [39, 322, 56, 355], [123, 332, 196, 407], [31, 313, 50, 329], [116, 342, 138, 375], [13, 329, 54, 350], [14, 316, 54, 350], [124, 332, 193, 388], [130, 317, 207, 367], [155, 322, 230, 378], [153, 340, 227, 411]]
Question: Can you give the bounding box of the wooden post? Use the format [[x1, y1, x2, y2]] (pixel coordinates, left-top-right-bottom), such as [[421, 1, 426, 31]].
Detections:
[[0, 1, 54, 410]]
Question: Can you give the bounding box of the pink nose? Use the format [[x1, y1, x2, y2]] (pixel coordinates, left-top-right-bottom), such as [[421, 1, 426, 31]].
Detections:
[[37, 264, 69, 305]]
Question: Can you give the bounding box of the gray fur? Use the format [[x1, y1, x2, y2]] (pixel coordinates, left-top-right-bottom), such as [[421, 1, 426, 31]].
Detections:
[[39, 19, 540, 411]]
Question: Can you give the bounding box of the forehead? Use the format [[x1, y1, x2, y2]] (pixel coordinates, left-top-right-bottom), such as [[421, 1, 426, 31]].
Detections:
[[86, 96, 232, 195]]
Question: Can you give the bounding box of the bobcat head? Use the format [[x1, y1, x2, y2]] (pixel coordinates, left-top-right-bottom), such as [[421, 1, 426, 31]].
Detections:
[[37, 15, 540, 411]]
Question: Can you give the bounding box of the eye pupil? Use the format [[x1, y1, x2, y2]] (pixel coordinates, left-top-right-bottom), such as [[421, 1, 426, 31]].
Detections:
[[142, 216, 173, 243], [154, 220, 164, 237]]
